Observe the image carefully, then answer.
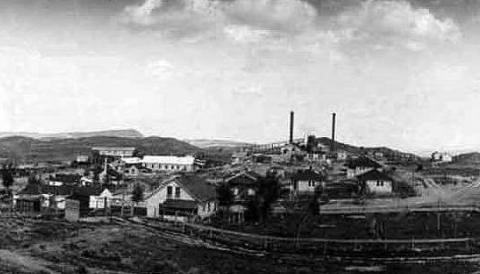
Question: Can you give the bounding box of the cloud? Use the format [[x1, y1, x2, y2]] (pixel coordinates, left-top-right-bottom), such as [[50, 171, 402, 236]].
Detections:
[[119, 0, 461, 55], [119, 0, 318, 41], [337, 0, 461, 51]]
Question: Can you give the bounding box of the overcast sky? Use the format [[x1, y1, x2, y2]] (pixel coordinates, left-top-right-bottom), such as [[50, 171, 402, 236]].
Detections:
[[1, 0, 480, 153]]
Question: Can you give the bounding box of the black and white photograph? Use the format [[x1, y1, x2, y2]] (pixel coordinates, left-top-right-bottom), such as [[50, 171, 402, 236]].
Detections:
[[1, 0, 480, 273]]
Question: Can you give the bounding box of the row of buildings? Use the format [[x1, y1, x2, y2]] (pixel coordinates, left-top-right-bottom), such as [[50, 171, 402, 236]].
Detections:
[[13, 154, 394, 222]]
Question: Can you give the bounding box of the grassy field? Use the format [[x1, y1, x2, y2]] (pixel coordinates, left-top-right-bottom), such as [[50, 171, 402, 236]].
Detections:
[[0, 217, 477, 273]]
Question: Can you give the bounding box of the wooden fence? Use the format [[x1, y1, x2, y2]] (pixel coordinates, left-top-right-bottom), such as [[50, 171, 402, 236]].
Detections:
[[137, 219, 479, 257]]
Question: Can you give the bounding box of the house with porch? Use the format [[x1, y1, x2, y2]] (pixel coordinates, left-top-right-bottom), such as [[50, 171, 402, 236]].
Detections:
[[145, 175, 217, 221]]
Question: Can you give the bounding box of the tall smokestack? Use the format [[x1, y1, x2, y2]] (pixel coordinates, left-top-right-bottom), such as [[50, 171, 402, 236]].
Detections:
[[331, 113, 336, 152], [289, 111, 294, 144]]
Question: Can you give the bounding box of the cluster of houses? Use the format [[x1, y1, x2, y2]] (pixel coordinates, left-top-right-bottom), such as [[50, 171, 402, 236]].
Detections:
[[11, 140, 401, 223]]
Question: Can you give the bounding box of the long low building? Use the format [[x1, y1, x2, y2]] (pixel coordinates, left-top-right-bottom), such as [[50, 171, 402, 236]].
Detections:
[[142, 155, 195, 172]]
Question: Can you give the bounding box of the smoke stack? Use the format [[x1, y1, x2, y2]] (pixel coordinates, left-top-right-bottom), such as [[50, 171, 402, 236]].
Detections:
[[289, 111, 294, 144], [331, 113, 336, 152]]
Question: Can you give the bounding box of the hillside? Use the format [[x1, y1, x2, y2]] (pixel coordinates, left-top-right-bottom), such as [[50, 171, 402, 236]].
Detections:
[[0, 136, 200, 163], [185, 139, 252, 148], [316, 137, 420, 160], [453, 152, 480, 164], [0, 129, 143, 140]]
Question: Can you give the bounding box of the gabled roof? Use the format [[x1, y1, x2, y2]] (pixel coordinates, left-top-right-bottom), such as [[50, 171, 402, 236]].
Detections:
[[224, 171, 262, 185], [346, 156, 382, 169], [356, 169, 393, 182], [291, 169, 325, 182], [176, 175, 216, 202], [146, 175, 216, 202]]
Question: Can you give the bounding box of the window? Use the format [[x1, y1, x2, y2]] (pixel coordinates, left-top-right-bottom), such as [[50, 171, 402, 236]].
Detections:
[[376, 181, 384, 187], [167, 186, 173, 198], [175, 187, 181, 198], [207, 202, 211, 212]]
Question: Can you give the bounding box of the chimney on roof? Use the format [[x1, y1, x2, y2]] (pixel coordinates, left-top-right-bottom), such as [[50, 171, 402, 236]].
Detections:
[[289, 111, 294, 144], [331, 113, 336, 152]]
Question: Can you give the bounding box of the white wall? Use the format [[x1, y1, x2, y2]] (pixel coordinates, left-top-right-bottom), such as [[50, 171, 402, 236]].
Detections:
[[197, 200, 217, 218], [89, 189, 113, 209], [296, 180, 317, 193], [143, 163, 194, 172], [366, 180, 392, 194], [145, 181, 194, 217]]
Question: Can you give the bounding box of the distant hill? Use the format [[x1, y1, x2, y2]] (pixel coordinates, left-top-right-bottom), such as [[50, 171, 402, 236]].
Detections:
[[453, 152, 480, 164], [0, 136, 200, 163], [185, 139, 252, 149], [0, 129, 144, 140]]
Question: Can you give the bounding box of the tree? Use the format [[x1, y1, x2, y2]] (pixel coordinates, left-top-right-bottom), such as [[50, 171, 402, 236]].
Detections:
[[216, 183, 234, 208], [1, 164, 14, 214], [27, 173, 42, 185], [255, 175, 280, 223], [1, 164, 14, 193], [131, 183, 144, 204]]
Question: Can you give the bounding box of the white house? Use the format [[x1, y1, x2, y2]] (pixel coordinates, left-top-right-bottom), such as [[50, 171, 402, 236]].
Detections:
[[336, 151, 348, 161], [89, 188, 113, 209], [290, 168, 325, 195], [356, 169, 393, 195], [144, 175, 217, 221], [142, 155, 195, 172], [431, 152, 453, 163]]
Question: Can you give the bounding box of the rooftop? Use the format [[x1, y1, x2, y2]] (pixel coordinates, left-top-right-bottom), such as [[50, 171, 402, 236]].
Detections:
[[142, 155, 195, 165], [291, 169, 325, 182], [346, 156, 382, 169], [356, 169, 393, 182], [92, 147, 136, 151]]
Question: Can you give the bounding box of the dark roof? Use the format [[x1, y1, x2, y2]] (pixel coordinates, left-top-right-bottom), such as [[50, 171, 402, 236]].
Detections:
[[18, 184, 104, 196], [225, 171, 262, 185], [162, 199, 198, 210], [51, 174, 82, 184], [356, 169, 393, 182], [291, 169, 325, 182], [175, 175, 216, 202], [346, 157, 382, 169]]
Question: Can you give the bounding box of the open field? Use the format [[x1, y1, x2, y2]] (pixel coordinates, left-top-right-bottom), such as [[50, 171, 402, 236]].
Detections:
[[0, 216, 477, 273]]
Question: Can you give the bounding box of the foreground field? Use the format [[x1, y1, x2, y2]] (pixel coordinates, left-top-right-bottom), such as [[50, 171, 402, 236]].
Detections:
[[0, 217, 478, 274]]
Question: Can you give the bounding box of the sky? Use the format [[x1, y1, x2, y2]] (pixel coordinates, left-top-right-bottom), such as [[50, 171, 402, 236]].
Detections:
[[1, 0, 480, 153]]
